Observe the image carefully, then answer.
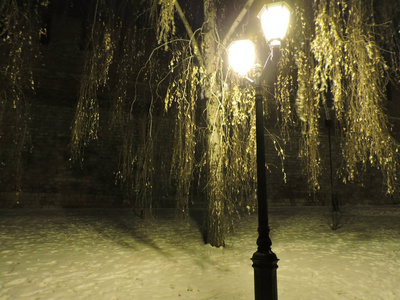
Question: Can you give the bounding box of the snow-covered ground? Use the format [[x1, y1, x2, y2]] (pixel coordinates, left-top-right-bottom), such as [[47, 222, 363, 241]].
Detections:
[[1, 205, 399, 299]]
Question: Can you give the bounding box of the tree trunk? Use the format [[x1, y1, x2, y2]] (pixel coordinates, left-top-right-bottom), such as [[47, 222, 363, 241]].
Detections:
[[172, 0, 257, 247], [203, 0, 225, 247]]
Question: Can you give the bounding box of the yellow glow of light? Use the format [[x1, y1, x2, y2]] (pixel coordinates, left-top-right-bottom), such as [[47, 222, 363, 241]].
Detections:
[[258, 2, 292, 45], [228, 40, 256, 76]]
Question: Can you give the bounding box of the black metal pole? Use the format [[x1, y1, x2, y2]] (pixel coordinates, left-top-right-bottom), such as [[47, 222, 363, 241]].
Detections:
[[251, 80, 279, 300]]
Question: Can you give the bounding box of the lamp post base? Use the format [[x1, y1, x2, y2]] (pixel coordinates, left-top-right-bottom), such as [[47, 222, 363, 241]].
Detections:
[[251, 250, 279, 300]]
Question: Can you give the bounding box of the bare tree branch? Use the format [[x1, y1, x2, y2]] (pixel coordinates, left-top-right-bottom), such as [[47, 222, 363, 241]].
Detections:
[[174, 1, 205, 69], [222, 0, 255, 48]]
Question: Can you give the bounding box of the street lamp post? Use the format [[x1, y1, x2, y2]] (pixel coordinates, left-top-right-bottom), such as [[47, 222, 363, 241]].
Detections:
[[228, 2, 292, 300]]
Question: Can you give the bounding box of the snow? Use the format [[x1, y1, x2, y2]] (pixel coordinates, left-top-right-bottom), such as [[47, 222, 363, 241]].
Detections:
[[1, 206, 399, 299]]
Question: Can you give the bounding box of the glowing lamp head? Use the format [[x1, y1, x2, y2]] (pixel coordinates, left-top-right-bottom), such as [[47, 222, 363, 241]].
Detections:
[[258, 1, 292, 46], [228, 40, 256, 76]]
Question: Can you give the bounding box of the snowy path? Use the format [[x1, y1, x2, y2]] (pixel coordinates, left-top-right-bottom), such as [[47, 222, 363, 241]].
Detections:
[[1, 206, 399, 299]]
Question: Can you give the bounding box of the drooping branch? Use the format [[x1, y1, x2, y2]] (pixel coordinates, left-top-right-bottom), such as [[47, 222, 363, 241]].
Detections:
[[70, 1, 116, 162], [174, 1, 205, 69], [0, 0, 44, 198], [221, 0, 255, 48]]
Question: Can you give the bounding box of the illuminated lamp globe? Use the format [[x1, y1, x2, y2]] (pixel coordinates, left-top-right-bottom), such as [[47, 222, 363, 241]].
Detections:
[[258, 1, 292, 46], [228, 40, 256, 76]]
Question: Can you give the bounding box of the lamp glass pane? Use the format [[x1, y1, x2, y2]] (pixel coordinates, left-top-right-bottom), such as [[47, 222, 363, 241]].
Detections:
[[259, 3, 291, 43], [228, 40, 256, 76]]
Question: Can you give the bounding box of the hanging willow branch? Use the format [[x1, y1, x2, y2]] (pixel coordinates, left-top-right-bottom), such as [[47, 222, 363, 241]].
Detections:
[[222, 80, 257, 215], [340, 0, 399, 193], [117, 113, 155, 215], [276, 0, 399, 194], [0, 0, 44, 198], [155, 0, 176, 50], [311, 0, 399, 193], [276, 43, 296, 143], [70, 0, 116, 162], [291, 1, 322, 191], [373, 0, 400, 83], [109, 26, 139, 130], [167, 53, 198, 217]]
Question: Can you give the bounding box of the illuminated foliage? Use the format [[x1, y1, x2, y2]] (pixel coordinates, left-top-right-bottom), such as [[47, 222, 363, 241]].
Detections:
[[156, 0, 176, 49], [277, 0, 400, 193], [1, 0, 399, 247], [69, 0, 399, 246], [164, 45, 198, 217], [70, 0, 116, 163], [294, 1, 322, 191], [145, 0, 260, 246]]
